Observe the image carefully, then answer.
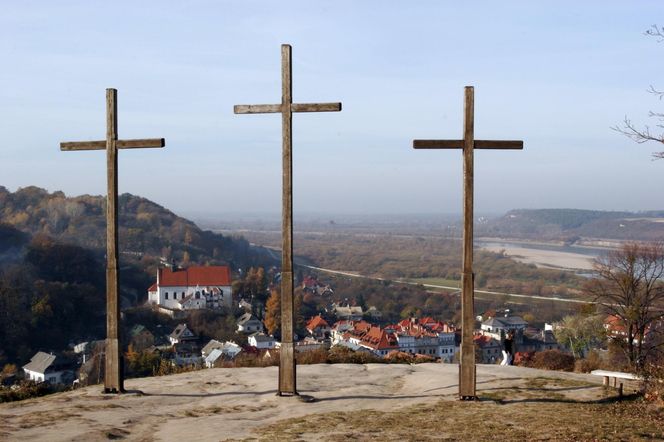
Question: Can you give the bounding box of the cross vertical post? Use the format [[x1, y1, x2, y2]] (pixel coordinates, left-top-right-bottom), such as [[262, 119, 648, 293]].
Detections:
[[105, 88, 121, 393], [412, 86, 523, 399], [60, 89, 165, 394], [460, 87, 475, 399], [234, 44, 341, 396], [280, 44, 296, 396]]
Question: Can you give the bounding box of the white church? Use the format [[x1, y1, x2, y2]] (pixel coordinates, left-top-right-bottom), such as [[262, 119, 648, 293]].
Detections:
[[147, 265, 233, 311]]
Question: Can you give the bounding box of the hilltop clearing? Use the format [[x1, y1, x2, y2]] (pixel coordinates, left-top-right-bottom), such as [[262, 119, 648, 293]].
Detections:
[[0, 363, 660, 441]]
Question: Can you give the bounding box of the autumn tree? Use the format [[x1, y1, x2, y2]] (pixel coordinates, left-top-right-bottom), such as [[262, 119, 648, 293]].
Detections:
[[586, 242, 664, 369], [264, 289, 280, 335], [263, 287, 303, 337], [553, 313, 606, 358], [614, 25, 664, 159]]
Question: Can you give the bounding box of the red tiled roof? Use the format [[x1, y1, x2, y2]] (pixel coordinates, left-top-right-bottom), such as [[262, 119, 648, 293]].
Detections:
[[605, 315, 628, 333], [360, 326, 398, 350], [148, 282, 158, 292], [158, 266, 232, 287], [306, 315, 330, 331], [353, 320, 372, 333], [473, 335, 499, 348]]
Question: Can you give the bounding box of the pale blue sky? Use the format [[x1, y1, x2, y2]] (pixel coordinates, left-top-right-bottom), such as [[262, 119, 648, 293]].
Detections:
[[1, 1, 663, 216]]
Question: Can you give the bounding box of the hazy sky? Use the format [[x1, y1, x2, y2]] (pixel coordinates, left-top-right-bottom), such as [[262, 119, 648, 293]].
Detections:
[[1, 1, 664, 216]]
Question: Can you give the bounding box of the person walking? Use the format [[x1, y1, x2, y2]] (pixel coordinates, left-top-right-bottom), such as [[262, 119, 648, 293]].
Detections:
[[501, 330, 514, 366]]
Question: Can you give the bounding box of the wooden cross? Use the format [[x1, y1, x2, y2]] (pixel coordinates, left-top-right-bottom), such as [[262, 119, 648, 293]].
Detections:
[[61, 88, 165, 394], [234, 44, 341, 396], [413, 86, 523, 399]]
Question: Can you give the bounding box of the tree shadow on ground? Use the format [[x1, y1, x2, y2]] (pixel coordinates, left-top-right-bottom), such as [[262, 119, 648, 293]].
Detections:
[[479, 390, 637, 405]]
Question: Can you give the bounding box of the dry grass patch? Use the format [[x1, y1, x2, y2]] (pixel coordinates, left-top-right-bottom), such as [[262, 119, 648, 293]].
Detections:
[[252, 391, 663, 441], [182, 403, 275, 418], [480, 376, 596, 402]]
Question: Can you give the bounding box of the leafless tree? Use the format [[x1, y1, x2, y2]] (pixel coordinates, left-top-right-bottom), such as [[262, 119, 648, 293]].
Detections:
[[613, 25, 664, 159], [586, 242, 664, 370]]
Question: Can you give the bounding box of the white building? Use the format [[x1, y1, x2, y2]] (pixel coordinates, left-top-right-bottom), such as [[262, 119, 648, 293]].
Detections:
[[203, 341, 242, 367], [147, 265, 233, 311], [480, 316, 528, 339], [248, 332, 277, 349], [169, 323, 197, 345], [22, 352, 73, 384], [237, 313, 264, 334]]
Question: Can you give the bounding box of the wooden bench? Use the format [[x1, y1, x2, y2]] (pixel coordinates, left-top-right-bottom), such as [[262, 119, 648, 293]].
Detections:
[[590, 370, 641, 396]]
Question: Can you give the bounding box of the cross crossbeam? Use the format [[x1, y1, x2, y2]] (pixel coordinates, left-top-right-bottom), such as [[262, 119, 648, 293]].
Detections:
[[412, 86, 523, 400], [60, 88, 165, 394], [234, 44, 341, 396], [61, 139, 164, 151], [413, 139, 522, 150]]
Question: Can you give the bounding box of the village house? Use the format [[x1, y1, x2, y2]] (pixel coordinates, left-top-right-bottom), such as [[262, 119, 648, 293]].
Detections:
[[201, 339, 224, 358], [204, 349, 225, 368], [332, 320, 398, 356], [519, 328, 562, 353], [295, 336, 327, 352], [331, 320, 372, 345], [603, 314, 661, 347], [302, 276, 334, 296], [332, 317, 459, 360], [357, 326, 399, 356], [236, 313, 264, 334], [168, 323, 197, 345], [389, 318, 457, 361], [306, 315, 331, 339], [147, 265, 233, 312], [248, 332, 277, 349], [22, 352, 75, 384], [474, 335, 502, 363], [331, 302, 364, 321], [603, 314, 637, 343], [202, 340, 242, 367], [238, 299, 253, 311], [480, 315, 529, 340], [173, 343, 203, 367]]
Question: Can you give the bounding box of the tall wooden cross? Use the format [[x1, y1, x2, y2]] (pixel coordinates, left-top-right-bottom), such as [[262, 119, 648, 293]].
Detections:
[[234, 44, 341, 396], [61, 88, 165, 394], [413, 86, 523, 399]]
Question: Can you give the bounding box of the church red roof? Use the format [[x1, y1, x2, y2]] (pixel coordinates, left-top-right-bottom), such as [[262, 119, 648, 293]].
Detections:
[[158, 266, 232, 287]]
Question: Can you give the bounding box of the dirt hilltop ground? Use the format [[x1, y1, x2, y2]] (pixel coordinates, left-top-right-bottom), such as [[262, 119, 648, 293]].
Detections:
[[0, 363, 656, 441]]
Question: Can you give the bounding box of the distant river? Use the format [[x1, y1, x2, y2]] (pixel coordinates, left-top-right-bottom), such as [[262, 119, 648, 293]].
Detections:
[[477, 240, 606, 271]]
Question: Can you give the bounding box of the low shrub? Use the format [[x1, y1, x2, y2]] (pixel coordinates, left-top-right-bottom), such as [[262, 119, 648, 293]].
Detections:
[[513, 351, 535, 367], [530, 350, 575, 372], [574, 350, 602, 373], [326, 346, 383, 364], [0, 381, 66, 403]]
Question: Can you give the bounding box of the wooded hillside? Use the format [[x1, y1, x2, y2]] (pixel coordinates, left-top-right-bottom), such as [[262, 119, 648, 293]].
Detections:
[[0, 186, 274, 269], [479, 208, 664, 242]]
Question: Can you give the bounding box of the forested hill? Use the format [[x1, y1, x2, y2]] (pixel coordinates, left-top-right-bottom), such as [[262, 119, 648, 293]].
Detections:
[[0, 186, 274, 269], [479, 208, 664, 242], [0, 186, 276, 366]]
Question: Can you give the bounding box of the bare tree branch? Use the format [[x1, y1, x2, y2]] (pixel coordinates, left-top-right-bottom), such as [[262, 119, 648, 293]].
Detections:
[[615, 25, 664, 159], [647, 85, 664, 100], [645, 24, 664, 41], [588, 242, 664, 370]]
